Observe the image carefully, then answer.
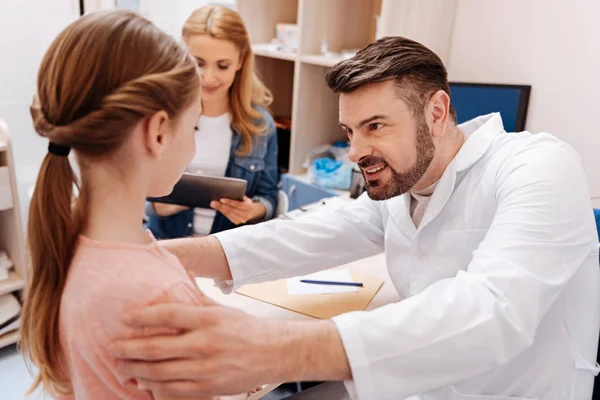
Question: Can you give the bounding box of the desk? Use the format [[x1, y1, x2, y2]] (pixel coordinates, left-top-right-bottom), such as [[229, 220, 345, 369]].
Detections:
[[195, 253, 400, 400], [195, 253, 399, 319]]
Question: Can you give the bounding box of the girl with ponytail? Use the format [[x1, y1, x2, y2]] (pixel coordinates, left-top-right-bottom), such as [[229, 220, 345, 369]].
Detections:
[[19, 9, 213, 399]]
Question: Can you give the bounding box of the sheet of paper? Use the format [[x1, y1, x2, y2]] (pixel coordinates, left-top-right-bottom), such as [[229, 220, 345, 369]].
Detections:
[[286, 269, 358, 295]]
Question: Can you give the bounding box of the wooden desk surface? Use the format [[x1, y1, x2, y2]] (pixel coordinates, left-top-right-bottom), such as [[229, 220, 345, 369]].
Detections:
[[195, 253, 400, 320]]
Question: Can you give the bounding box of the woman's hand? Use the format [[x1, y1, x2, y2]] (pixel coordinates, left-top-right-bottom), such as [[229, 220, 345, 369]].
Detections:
[[210, 196, 265, 225], [153, 203, 190, 217]]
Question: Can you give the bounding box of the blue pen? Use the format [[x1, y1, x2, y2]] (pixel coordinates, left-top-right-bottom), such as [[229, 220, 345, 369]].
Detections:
[[300, 279, 364, 288]]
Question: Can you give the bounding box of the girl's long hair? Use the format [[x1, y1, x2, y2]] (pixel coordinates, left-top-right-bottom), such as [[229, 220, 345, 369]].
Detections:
[[20, 10, 200, 396]]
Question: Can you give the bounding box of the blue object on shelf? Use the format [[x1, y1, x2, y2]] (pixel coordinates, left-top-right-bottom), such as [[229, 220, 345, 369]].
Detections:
[[310, 157, 352, 190], [332, 141, 349, 148], [314, 157, 342, 172]]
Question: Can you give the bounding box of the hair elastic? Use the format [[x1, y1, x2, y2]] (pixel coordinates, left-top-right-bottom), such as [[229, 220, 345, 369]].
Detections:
[[48, 142, 71, 157]]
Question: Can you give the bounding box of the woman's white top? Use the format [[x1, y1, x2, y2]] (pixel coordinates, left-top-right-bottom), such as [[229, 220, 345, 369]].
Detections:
[[188, 113, 232, 235]]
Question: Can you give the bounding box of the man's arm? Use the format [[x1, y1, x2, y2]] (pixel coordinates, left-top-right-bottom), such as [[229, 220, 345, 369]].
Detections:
[[161, 235, 232, 281], [276, 319, 352, 383], [162, 193, 385, 288], [212, 193, 385, 290], [110, 303, 351, 398]]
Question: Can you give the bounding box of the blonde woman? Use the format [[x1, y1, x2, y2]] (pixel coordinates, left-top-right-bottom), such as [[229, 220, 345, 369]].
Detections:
[[147, 5, 279, 238]]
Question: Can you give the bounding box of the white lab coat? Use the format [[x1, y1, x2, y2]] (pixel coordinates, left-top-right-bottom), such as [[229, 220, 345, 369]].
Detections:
[[215, 114, 600, 400]]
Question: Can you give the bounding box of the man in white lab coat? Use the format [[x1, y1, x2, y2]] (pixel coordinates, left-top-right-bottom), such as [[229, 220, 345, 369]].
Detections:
[[111, 37, 600, 399]]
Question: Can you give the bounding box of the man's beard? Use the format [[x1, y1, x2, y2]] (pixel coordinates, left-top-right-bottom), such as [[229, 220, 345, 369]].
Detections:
[[359, 118, 435, 201]]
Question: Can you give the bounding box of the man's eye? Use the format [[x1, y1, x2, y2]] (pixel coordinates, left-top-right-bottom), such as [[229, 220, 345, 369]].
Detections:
[[369, 123, 382, 131]]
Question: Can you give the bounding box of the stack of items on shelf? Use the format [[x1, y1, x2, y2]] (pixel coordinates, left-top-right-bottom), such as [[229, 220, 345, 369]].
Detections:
[[0, 294, 20, 337], [0, 250, 12, 281], [274, 23, 298, 53], [253, 23, 299, 55], [0, 250, 20, 338], [318, 38, 359, 62]]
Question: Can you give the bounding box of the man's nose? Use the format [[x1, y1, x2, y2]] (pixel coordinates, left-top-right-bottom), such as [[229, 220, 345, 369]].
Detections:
[[349, 133, 371, 163]]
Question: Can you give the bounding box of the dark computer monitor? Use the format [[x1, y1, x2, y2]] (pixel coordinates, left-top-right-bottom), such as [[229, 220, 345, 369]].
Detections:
[[449, 82, 531, 132]]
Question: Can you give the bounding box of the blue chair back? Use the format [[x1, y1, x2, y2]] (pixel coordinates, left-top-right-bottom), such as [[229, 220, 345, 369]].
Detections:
[[594, 209, 600, 240]]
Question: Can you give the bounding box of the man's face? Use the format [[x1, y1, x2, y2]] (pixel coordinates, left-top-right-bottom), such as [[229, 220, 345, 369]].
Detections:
[[339, 80, 435, 200]]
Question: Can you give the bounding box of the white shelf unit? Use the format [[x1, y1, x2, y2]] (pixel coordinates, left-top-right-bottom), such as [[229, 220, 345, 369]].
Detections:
[[0, 120, 27, 349], [237, 0, 457, 174]]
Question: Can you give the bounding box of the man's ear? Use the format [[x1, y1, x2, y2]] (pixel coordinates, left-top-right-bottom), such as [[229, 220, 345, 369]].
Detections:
[[426, 90, 451, 139], [144, 110, 170, 158]]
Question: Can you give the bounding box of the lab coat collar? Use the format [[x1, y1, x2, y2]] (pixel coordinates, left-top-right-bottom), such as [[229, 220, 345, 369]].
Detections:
[[387, 113, 505, 239], [418, 113, 505, 231], [454, 113, 505, 172]]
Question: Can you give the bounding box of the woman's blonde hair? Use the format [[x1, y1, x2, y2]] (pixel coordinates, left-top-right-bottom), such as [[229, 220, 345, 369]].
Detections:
[[20, 10, 200, 396], [182, 5, 273, 155]]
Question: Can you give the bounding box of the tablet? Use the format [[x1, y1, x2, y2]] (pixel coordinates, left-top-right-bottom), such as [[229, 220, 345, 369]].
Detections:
[[147, 173, 247, 209]]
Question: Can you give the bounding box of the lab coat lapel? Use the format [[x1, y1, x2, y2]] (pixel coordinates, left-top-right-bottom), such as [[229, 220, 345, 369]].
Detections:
[[418, 162, 457, 230], [387, 193, 417, 240], [418, 113, 505, 230]]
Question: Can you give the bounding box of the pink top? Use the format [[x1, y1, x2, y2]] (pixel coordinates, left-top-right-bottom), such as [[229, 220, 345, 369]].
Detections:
[[58, 232, 202, 399]]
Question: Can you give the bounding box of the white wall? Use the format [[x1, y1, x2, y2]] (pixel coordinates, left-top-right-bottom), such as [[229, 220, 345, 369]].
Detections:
[[0, 0, 78, 222], [0, 0, 220, 225], [138, 0, 210, 39], [380, 0, 457, 63], [84, 0, 213, 38], [447, 0, 600, 199]]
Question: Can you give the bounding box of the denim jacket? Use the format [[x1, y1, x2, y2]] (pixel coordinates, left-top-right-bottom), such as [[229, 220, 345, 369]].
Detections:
[[146, 106, 278, 238]]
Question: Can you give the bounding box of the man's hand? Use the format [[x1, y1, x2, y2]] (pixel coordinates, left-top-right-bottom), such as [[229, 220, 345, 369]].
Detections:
[[108, 303, 351, 398], [210, 196, 266, 225], [110, 303, 282, 397]]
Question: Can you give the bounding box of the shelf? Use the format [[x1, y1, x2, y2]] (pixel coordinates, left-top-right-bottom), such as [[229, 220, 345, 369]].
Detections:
[[252, 44, 297, 62], [300, 54, 346, 68], [0, 329, 18, 348], [0, 271, 25, 297]]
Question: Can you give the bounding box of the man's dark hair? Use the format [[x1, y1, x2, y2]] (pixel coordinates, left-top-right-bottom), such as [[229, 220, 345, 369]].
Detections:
[[325, 36, 456, 121]]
